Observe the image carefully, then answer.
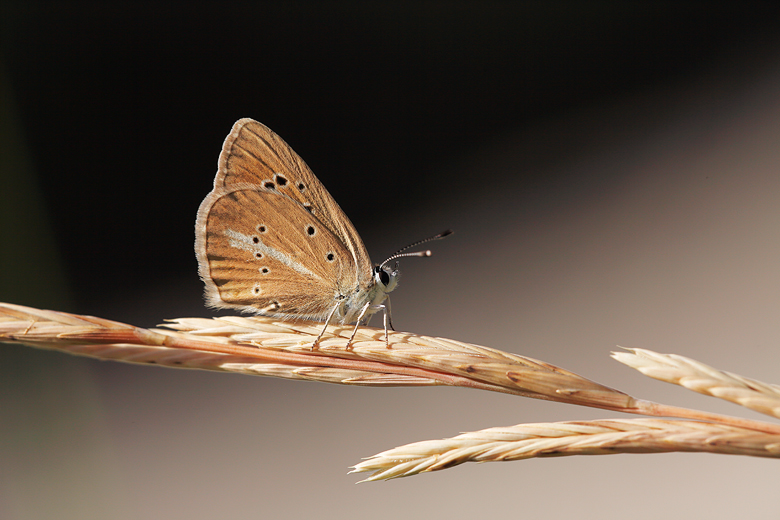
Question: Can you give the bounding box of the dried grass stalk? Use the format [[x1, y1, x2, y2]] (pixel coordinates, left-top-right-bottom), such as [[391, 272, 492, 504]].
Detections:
[[0, 302, 633, 406], [0, 304, 439, 387], [352, 418, 780, 481], [613, 348, 780, 419], [2, 303, 779, 434], [3, 302, 780, 480]]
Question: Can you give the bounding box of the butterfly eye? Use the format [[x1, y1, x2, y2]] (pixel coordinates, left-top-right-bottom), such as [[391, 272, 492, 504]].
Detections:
[[374, 265, 399, 291], [376, 267, 390, 286]]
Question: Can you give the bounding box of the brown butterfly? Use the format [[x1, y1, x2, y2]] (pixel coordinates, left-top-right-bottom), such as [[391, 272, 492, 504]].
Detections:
[[195, 119, 450, 348]]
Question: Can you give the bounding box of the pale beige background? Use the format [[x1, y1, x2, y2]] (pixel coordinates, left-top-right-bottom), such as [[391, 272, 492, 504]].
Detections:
[[3, 47, 780, 520]]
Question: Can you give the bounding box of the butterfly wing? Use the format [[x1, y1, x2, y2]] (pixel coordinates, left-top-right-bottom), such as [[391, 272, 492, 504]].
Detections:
[[195, 185, 357, 321], [215, 118, 372, 284]]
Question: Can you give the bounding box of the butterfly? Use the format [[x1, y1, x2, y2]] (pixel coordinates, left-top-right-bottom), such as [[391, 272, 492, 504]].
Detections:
[[195, 118, 450, 348]]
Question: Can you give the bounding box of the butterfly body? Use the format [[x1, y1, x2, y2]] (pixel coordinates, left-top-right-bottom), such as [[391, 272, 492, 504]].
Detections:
[[195, 119, 398, 342]]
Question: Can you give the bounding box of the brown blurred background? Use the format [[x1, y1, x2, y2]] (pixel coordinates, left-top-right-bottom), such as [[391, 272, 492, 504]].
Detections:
[[2, 3, 780, 519]]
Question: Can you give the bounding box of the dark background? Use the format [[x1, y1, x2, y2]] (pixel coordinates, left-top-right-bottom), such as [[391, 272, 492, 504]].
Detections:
[[3, 3, 778, 320], [2, 3, 780, 519]]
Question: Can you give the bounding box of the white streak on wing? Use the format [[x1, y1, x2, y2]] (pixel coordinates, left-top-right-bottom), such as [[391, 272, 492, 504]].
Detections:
[[223, 229, 316, 277]]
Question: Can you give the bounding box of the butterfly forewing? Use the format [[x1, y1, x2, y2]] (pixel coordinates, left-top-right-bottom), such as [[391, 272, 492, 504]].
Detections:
[[196, 187, 356, 320], [216, 119, 372, 283]]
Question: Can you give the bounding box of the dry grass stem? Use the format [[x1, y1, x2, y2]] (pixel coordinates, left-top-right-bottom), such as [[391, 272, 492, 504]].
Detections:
[[1, 302, 634, 408], [613, 348, 780, 419], [351, 418, 780, 481], [4, 302, 780, 479], [0, 304, 439, 386], [3, 302, 779, 434]]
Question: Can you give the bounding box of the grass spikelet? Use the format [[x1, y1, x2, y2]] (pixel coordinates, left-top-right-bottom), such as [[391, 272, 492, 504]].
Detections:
[[352, 419, 780, 481], [613, 347, 780, 419]]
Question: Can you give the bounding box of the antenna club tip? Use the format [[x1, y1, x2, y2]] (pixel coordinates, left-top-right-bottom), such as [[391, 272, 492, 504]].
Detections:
[[424, 250, 432, 257], [440, 229, 454, 237]]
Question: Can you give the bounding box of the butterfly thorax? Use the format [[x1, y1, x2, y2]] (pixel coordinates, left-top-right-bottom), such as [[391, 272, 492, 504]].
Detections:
[[336, 265, 398, 325]]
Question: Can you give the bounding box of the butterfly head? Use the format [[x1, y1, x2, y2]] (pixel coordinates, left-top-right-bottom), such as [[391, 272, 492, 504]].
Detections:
[[374, 263, 400, 294]]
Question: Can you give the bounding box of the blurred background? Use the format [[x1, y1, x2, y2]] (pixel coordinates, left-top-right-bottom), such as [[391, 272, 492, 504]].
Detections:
[[2, 3, 780, 519]]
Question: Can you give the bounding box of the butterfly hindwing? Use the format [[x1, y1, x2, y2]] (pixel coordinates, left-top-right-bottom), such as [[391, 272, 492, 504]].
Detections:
[[196, 186, 356, 321], [215, 118, 373, 285]]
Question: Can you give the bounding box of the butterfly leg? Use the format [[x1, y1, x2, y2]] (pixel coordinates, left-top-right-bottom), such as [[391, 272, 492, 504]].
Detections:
[[348, 302, 394, 349], [381, 305, 391, 348], [346, 301, 375, 350], [384, 295, 395, 332], [313, 303, 341, 350], [377, 297, 394, 348]]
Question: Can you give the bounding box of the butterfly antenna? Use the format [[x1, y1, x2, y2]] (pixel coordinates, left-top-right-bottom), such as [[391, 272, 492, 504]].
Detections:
[[379, 229, 453, 270]]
